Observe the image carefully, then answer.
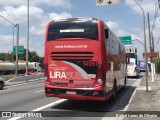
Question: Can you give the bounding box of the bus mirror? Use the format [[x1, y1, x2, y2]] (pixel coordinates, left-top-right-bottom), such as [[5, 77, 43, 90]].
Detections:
[[105, 29, 109, 38]]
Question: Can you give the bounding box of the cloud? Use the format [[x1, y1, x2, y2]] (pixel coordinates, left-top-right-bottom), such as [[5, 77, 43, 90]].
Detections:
[[106, 21, 120, 29], [0, 5, 73, 35], [30, 12, 73, 35], [106, 21, 130, 36], [0, 6, 27, 25], [0, 5, 73, 57], [125, 0, 155, 14], [0, 0, 71, 8], [0, 34, 27, 52]]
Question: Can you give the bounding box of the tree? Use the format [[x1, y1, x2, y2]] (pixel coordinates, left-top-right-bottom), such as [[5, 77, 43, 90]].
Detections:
[[0, 53, 6, 61], [155, 58, 160, 74], [29, 51, 39, 62], [0, 50, 44, 69]]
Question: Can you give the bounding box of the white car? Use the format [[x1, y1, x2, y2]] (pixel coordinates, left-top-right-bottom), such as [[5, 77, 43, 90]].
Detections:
[[127, 60, 140, 77], [0, 76, 4, 90]]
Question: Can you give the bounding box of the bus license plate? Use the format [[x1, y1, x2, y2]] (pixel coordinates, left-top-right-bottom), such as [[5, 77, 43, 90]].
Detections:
[[66, 91, 77, 95]]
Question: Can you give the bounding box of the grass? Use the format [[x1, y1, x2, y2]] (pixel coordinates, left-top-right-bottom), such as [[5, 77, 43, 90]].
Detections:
[[2, 75, 15, 81]]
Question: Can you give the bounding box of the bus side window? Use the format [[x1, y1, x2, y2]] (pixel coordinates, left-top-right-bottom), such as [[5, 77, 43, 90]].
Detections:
[[105, 29, 109, 38]]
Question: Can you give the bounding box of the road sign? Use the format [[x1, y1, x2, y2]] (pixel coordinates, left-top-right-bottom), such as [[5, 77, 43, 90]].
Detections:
[[13, 45, 24, 54], [143, 52, 159, 58], [96, 0, 119, 6], [118, 36, 132, 45]]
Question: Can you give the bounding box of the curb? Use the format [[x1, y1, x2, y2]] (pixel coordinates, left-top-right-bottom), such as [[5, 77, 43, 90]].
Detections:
[[5, 77, 45, 86]]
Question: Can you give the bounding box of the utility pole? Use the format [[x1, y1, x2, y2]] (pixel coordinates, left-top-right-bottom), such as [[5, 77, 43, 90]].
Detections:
[[15, 24, 19, 76], [26, 0, 29, 75], [148, 13, 155, 81], [135, 0, 148, 91], [12, 26, 14, 61], [151, 32, 154, 53], [148, 13, 152, 62]]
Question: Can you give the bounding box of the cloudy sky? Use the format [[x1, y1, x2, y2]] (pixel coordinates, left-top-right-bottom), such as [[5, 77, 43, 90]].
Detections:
[[0, 0, 160, 60]]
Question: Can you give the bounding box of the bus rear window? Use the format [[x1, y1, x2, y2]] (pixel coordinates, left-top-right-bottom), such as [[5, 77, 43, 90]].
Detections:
[[47, 20, 98, 41]]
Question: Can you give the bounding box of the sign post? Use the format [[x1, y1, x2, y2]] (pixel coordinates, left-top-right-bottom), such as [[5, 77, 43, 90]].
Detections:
[[96, 0, 119, 6], [143, 52, 159, 82], [118, 36, 132, 45], [13, 45, 24, 54]]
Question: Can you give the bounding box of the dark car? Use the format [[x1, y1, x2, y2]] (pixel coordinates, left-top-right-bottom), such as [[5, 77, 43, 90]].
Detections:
[[0, 76, 4, 90]]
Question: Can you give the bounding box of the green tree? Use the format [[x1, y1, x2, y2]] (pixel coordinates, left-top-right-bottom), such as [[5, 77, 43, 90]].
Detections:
[[0, 50, 44, 69], [155, 58, 160, 74], [29, 51, 39, 62], [0, 53, 6, 61]]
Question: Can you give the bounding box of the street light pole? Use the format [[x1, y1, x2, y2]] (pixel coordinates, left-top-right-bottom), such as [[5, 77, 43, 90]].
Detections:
[[15, 24, 19, 76], [12, 26, 14, 61], [26, 0, 29, 75], [135, 0, 148, 91], [0, 15, 19, 77], [133, 39, 144, 45]]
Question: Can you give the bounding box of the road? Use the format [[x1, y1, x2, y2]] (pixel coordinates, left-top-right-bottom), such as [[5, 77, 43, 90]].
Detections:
[[0, 76, 142, 120]]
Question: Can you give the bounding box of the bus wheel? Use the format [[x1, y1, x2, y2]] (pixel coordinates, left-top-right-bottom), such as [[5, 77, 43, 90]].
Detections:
[[124, 76, 127, 85]]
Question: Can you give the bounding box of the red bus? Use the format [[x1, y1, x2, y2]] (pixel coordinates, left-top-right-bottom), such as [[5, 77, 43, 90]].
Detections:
[[44, 18, 127, 101]]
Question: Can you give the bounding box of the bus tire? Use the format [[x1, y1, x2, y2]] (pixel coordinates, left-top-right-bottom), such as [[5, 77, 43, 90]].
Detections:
[[124, 76, 127, 86]]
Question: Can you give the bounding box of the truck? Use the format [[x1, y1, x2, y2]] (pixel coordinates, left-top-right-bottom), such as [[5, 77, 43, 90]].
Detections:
[[0, 61, 41, 75]]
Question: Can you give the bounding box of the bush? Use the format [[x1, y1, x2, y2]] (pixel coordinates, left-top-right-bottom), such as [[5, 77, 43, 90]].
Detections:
[[155, 58, 160, 74]]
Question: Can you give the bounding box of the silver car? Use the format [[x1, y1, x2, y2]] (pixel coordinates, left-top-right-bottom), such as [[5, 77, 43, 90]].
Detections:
[[0, 76, 4, 90]]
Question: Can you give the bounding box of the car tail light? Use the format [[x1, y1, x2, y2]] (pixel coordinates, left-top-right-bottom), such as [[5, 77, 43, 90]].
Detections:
[[134, 67, 137, 72]]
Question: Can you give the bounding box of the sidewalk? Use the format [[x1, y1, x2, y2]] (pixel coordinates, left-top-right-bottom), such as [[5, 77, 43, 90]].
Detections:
[[123, 73, 160, 120]]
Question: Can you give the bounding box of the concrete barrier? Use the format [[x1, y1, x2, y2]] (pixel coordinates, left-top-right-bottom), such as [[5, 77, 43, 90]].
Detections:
[[6, 74, 45, 85]]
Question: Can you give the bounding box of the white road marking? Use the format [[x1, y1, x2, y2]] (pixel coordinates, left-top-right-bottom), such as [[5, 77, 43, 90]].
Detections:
[[8, 99, 67, 120], [34, 90, 44, 93], [101, 78, 142, 120]]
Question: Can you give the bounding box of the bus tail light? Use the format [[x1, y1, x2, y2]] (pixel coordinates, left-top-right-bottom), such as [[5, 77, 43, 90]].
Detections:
[[44, 63, 48, 77], [44, 63, 51, 85]]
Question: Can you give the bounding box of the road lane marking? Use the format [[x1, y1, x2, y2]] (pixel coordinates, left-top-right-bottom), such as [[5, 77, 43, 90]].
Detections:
[[123, 78, 142, 111], [34, 90, 44, 93], [101, 78, 142, 120], [8, 99, 67, 120]]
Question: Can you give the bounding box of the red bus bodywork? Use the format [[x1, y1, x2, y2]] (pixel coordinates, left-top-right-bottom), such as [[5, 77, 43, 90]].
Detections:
[[44, 18, 127, 101]]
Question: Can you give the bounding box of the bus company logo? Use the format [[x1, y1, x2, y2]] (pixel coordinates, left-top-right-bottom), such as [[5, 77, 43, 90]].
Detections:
[[97, 0, 104, 3], [2, 112, 12, 117], [50, 71, 83, 79]]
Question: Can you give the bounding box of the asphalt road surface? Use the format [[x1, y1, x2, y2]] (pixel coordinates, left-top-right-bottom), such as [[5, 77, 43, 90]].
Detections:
[[0, 76, 142, 120]]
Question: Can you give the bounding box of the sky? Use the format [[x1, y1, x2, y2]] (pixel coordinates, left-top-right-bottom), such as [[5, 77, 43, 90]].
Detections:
[[0, 0, 160, 60]]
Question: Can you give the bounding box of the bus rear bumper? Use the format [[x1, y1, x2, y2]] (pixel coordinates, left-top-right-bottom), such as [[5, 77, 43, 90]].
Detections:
[[45, 87, 106, 101]]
